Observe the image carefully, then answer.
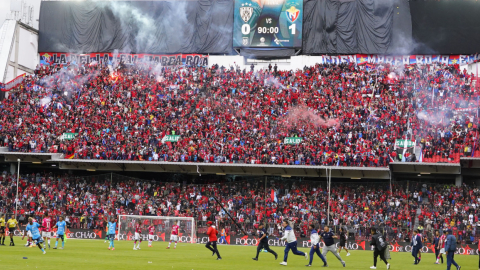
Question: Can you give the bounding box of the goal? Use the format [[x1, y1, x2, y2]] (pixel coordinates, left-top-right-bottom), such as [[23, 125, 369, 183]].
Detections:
[[118, 215, 196, 243]]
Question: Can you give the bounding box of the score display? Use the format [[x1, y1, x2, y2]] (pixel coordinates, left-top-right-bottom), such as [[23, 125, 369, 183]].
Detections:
[[233, 0, 303, 48]]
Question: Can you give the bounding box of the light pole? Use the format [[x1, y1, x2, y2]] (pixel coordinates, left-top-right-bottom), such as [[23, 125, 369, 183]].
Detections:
[[15, 159, 20, 220], [327, 167, 331, 226]]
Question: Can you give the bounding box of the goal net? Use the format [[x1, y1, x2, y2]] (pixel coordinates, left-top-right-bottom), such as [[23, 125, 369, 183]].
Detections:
[[118, 215, 196, 243]]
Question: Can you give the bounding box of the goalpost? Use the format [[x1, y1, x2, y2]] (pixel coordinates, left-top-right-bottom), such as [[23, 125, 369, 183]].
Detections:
[[117, 215, 196, 243]]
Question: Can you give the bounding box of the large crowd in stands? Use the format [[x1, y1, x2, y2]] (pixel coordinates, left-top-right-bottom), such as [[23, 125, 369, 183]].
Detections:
[[1, 172, 479, 243], [0, 60, 479, 166]]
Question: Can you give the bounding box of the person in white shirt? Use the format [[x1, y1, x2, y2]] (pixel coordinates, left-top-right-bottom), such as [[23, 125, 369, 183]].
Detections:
[[279, 220, 308, 266], [306, 224, 327, 267]]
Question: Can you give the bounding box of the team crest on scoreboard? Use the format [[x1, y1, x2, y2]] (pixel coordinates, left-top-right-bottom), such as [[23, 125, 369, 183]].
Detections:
[[240, 3, 254, 23], [242, 37, 249, 46], [286, 6, 300, 23]]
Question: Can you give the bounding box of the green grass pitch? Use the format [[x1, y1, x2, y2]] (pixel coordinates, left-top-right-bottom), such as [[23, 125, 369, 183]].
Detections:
[[2, 237, 477, 270]]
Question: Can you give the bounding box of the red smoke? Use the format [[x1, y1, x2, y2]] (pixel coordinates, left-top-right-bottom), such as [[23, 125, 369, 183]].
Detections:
[[280, 106, 339, 130]]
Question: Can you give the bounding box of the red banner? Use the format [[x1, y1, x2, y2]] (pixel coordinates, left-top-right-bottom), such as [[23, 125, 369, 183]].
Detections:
[[39, 52, 208, 67], [0, 74, 26, 92]]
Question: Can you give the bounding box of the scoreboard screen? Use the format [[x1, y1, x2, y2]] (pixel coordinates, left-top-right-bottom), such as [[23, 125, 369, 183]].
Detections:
[[233, 0, 303, 48]]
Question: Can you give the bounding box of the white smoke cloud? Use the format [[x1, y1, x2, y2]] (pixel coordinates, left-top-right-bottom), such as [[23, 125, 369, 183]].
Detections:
[[106, 1, 194, 53], [39, 97, 51, 106]]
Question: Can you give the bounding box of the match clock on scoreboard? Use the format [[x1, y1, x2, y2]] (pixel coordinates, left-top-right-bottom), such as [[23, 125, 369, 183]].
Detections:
[[233, 0, 303, 48]]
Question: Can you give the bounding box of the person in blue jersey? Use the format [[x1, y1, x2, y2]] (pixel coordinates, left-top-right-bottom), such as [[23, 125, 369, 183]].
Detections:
[[26, 217, 46, 254], [445, 229, 461, 270], [306, 224, 327, 267], [411, 230, 422, 264], [107, 217, 117, 250], [279, 220, 308, 266], [53, 216, 67, 249], [252, 223, 277, 261]]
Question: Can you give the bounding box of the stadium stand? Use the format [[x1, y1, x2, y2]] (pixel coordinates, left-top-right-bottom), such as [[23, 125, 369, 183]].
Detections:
[[1, 172, 478, 243], [0, 61, 477, 166]]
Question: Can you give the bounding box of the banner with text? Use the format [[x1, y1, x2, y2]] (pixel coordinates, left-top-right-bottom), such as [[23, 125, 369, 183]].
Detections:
[[284, 137, 303, 144], [63, 133, 78, 140], [0, 74, 26, 92], [7, 228, 479, 255], [394, 139, 416, 162], [39, 52, 209, 67], [162, 135, 180, 143], [233, 237, 479, 256], [318, 54, 479, 66]]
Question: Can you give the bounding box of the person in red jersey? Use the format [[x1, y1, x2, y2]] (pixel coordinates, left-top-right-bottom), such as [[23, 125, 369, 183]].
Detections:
[[436, 230, 447, 264], [42, 212, 53, 249], [205, 221, 221, 260], [148, 222, 155, 247], [167, 221, 179, 249], [133, 221, 142, 250]]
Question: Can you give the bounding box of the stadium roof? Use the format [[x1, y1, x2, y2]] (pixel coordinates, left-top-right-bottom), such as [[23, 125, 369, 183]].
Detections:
[[389, 162, 461, 175], [53, 159, 391, 179], [2, 148, 478, 180]]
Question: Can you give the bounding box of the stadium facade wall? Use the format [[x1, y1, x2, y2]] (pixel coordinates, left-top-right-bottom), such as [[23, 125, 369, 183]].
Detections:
[[7, 228, 479, 255], [0, 20, 38, 89], [205, 55, 244, 70]]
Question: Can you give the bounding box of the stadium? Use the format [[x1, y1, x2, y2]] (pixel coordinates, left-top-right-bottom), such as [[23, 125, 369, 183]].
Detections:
[[0, 0, 479, 269]]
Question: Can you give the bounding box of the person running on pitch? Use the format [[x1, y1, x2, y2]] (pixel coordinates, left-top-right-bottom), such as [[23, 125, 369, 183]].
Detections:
[[26, 217, 46, 254], [369, 228, 390, 269], [338, 227, 351, 256], [252, 223, 277, 261], [321, 226, 346, 267], [205, 221, 221, 260], [306, 224, 327, 267], [279, 220, 308, 266]]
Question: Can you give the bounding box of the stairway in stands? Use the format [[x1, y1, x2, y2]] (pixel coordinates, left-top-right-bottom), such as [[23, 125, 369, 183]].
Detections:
[[413, 196, 429, 230]]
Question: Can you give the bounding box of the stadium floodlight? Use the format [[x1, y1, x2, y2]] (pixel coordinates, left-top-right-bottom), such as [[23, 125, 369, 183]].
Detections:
[[118, 215, 196, 244]]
